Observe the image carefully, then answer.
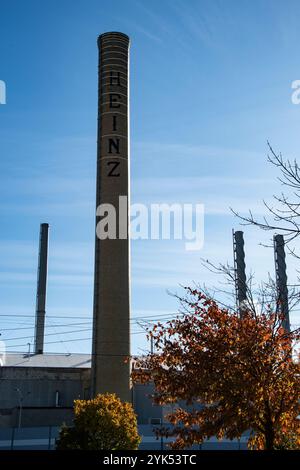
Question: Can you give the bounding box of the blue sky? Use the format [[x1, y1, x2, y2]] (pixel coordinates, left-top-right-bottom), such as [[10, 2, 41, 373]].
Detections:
[[1, 0, 300, 355]]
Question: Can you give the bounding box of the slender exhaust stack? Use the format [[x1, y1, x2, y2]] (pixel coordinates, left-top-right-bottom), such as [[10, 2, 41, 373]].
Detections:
[[91, 32, 131, 401], [233, 230, 247, 316], [274, 234, 290, 332], [34, 223, 49, 354]]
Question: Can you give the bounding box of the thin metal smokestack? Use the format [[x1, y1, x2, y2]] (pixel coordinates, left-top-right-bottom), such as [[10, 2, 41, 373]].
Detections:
[[274, 234, 290, 332], [233, 230, 247, 317], [34, 223, 49, 354], [91, 32, 131, 401]]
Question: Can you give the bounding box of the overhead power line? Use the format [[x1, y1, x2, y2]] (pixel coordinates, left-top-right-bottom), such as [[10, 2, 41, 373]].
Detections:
[[3, 329, 149, 350], [1, 328, 149, 346], [0, 312, 181, 320], [3, 328, 92, 342], [4, 337, 93, 349], [0, 322, 92, 332]]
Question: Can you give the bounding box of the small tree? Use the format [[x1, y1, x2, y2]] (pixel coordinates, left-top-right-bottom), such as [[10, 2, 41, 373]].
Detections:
[[56, 393, 141, 450], [132, 289, 300, 450]]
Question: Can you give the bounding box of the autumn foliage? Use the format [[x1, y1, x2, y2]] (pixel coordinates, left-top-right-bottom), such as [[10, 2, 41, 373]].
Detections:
[[132, 288, 300, 450], [56, 393, 141, 450]]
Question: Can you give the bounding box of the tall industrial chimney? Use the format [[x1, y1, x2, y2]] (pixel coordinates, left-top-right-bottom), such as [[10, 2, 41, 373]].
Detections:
[[34, 223, 49, 354], [91, 32, 131, 401], [274, 234, 290, 332], [233, 230, 247, 316]]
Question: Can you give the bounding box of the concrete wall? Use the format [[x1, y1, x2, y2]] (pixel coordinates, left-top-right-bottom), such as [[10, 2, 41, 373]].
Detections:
[[0, 425, 249, 450], [133, 383, 163, 424], [0, 367, 90, 427], [0, 426, 60, 450]]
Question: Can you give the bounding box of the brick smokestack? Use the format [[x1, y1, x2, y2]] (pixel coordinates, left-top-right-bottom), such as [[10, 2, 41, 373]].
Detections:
[[91, 32, 131, 401]]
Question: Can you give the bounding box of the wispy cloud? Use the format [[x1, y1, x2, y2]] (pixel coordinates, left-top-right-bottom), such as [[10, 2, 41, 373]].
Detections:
[[0, 201, 94, 217], [116, 16, 163, 44], [170, 0, 216, 49], [0, 239, 93, 307], [48, 273, 93, 286], [133, 0, 174, 36], [133, 141, 263, 162], [134, 25, 162, 43], [0, 272, 36, 283]]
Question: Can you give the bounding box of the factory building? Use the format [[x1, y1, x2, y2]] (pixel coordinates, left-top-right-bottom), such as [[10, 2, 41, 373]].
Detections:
[[0, 353, 164, 429], [0, 353, 175, 450], [0, 352, 249, 450], [0, 353, 90, 428]]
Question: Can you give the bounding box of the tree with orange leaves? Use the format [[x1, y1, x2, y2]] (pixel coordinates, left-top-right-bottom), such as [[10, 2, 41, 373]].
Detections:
[[132, 288, 300, 450]]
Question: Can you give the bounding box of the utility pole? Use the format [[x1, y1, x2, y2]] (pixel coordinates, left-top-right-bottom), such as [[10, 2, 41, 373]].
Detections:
[[137, 321, 154, 354], [15, 388, 23, 429], [15, 389, 30, 428]]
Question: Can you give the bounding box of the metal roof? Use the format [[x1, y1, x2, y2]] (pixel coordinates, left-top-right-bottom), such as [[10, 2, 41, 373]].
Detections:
[[1, 353, 91, 369]]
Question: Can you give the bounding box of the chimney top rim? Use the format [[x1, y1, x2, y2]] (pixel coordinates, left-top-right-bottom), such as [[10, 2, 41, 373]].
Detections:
[[98, 32, 129, 42]]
